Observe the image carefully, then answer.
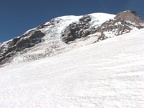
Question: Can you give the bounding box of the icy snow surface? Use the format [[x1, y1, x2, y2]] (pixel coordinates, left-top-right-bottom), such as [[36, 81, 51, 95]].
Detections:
[[0, 29, 144, 108]]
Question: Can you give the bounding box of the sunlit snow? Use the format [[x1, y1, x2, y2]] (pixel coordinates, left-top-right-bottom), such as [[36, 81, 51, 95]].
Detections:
[[0, 28, 144, 108]]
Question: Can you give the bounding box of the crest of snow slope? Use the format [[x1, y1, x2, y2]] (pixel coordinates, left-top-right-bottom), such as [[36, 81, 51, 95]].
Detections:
[[0, 29, 144, 108], [11, 13, 115, 64], [89, 13, 115, 27]]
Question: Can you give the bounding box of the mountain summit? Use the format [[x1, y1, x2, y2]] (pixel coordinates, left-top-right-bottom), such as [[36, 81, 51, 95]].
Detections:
[[114, 10, 144, 25], [0, 10, 144, 108], [0, 10, 144, 66]]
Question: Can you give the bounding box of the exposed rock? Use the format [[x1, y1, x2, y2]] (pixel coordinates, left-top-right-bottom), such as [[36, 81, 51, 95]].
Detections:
[[16, 30, 45, 51], [62, 10, 144, 43], [61, 15, 91, 43], [79, 15, 91, 23], [37, 18, 60, 29], [114, 10, 144, 26], [96, 18, 132, 38], [0, 30, 45, 65], [94, 11, 144, 41]]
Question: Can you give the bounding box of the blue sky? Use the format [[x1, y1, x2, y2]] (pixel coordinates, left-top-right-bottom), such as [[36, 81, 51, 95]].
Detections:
[[0, 0, 144, 42]]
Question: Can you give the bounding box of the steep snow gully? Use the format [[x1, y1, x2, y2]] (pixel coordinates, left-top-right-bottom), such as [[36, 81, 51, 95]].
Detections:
[[0, 28, 144, 108]]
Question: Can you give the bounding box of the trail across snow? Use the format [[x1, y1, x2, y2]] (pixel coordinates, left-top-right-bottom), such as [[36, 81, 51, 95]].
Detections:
[[0, 29, 144, 108]]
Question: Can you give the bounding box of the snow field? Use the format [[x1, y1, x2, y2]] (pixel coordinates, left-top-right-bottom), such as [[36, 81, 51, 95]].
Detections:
[[0, 29, 144, 108]]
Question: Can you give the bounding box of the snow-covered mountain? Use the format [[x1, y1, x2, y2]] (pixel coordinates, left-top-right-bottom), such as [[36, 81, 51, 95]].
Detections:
[[0, 10, 144, 108], [0, 27, 144, 108], [0, 10, 144, 66]]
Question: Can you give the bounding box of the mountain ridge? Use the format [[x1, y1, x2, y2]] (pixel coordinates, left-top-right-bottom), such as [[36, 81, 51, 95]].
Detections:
[[0, 10, 144, 66]]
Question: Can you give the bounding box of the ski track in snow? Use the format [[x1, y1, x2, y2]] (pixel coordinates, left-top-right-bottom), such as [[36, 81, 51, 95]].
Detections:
[[0, 29, 144, 108]]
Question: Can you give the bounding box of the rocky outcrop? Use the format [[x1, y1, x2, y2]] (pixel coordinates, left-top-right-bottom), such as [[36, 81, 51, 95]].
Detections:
[[61, 15, 91, 43], [0, 30, 45, 65], [95, 10, 144, 41], [95, 18, 136, 41], [17, 30, 45, 51], [114, 10, 144, 26], [61, 10, 144, 43], [37, 18, 61, 29]]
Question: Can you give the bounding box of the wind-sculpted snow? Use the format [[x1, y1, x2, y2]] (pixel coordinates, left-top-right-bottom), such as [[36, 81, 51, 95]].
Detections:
[[0, 29, 144, 108]]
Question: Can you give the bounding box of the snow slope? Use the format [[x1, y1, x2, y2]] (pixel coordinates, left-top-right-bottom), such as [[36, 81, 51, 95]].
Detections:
[[0, 29, 144, 108]]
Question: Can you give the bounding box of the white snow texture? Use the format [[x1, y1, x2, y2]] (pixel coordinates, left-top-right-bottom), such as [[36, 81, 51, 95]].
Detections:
[[0, 25, 144, 108]]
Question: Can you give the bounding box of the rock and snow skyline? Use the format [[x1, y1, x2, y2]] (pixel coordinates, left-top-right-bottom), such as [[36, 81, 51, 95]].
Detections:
[[0, 10, 144, 108], [0, 10, 144, 66]]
